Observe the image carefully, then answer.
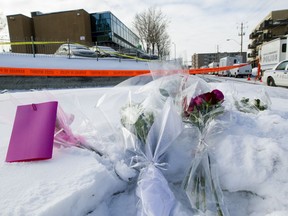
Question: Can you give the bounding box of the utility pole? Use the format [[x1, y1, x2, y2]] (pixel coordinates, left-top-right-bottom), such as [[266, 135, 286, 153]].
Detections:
[[216, 44, 220, 62], [238, 22, 245, 59], [172, 42, 176, 61]]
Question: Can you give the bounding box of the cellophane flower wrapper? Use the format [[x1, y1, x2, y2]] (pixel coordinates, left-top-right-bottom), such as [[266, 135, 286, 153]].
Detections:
[[96, 61, 190, 215], [233, 88, 272, 114], [119, 72, 185, 215], [4, 90, 104, 156], [119, 61, 189, 163], [53, 100, 104, 156], [146, 61, 190, 114], [132, 99, 183, 216], [180, 78, 230, 216]]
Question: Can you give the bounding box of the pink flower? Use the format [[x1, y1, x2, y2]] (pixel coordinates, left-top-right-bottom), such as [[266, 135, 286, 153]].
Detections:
[[54, 108, 84, 147]]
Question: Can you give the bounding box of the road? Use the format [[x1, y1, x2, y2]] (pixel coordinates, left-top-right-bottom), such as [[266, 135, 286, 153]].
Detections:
[[198, 74, 264, 85]]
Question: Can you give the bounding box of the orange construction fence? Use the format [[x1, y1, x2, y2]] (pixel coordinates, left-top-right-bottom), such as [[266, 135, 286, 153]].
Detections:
[[0, 64, 247, 77]]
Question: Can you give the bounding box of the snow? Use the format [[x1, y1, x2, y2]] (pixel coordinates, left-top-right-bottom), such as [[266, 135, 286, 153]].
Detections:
[[0, 14, 10, 52], [1, 54, 288, 216], [0, 53, 150, 70]]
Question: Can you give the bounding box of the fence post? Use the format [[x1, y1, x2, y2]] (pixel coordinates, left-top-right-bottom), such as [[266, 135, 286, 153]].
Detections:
[[67, 39, 71, 59], [31, 36, 35, 58], [95, 41, 98, 61], [119, 44, 121, 62]]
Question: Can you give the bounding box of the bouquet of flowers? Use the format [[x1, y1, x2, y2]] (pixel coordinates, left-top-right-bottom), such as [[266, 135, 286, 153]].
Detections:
[[54, 105, 103, 156], [121, 103, 154, 146], [121, 94, 183, 216], [235, 97, 268, 112], [234, 89, 271, 114], [181, 83, 230, 216], [182, 89, 225, 132]]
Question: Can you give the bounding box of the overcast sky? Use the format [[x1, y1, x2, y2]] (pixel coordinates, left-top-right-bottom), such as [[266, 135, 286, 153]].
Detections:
[[0, 0, 287, 62]]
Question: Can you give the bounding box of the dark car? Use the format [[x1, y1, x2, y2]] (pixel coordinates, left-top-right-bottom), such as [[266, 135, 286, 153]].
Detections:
[[55, 44, 97, 58], [90, 46, 120, 57], [120, 48, 159, 60]]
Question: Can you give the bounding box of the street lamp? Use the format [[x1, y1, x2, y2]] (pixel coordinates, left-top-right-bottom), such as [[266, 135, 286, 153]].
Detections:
[[172, 42, 176, 61]]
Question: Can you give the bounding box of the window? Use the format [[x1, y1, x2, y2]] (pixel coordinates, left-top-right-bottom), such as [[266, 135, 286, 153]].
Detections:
[[275, 61, 288, 70], [90, 12, 140, 48], [281, 44, 286, 53]]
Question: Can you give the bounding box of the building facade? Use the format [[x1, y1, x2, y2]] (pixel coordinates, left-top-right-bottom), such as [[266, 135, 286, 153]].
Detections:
[[192, 52, 247, 69], [248, 9, 288, 61], [90, 11, 140, 50], [7, 9, 140, 54], [7, 14, 34, 53]]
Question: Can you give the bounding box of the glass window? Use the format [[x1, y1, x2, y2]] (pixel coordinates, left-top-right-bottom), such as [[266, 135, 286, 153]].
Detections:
[[90, 12, 139, 48], [282, 44, 286, 53], [111, 20, 115, 31], [275, 61, 288, 70]]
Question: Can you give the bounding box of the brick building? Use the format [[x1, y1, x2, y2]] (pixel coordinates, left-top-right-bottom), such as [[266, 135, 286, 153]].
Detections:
[[7, 9, 139, 54]]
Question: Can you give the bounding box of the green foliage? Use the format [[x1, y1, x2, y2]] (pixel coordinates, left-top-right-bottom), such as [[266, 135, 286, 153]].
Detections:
[[236, 97, 268, 113]]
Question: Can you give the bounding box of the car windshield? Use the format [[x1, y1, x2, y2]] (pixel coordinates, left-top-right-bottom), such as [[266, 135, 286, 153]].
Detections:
[[74, 47, 88, 50], [63, 44, 88, 50], [275, 61, 288, 70], [98, 47, 116, 52]]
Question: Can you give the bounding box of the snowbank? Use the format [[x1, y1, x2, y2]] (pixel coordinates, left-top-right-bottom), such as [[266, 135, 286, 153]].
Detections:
[[0, 56, 288, 215]]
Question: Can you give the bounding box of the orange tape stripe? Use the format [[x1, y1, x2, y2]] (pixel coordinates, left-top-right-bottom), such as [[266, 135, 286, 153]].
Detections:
[[0, 67, 151, 77], [189, 64, 248, 74], [0, 64, 247, 77]]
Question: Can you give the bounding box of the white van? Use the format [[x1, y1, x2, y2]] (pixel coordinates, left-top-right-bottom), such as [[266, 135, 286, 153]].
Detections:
[[219, 56, 241, 76], [230, 64, 252, 78]]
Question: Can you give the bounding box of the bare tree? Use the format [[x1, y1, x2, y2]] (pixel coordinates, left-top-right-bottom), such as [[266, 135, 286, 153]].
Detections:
[[133, 7, 170, 58], [0, 12, 6, 32], [157, 32, 170, 59]]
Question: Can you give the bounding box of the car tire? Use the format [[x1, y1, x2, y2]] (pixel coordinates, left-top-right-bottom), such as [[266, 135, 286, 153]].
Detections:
[[267, 77, 276, 86]]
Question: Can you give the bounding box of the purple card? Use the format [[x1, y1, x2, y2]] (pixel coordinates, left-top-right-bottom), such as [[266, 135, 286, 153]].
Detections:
[[5, 101, 58, 162]]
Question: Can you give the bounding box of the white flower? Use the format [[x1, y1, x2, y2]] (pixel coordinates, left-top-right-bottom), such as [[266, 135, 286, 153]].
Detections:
[[121, 104, 142, 125]]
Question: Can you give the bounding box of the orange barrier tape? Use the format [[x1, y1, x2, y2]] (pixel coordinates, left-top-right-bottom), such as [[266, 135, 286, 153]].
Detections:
[[0, 64, 247, 77], [189, 64, 248, 74], [0, 67, 150, 77]]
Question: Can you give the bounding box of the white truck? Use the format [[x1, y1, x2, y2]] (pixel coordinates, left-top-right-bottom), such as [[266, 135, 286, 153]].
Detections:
[[259, 35, 288, 71], [230, 63, 252, 78], [219, 56, 242, 76], [208, 62, 219, 74], [208, 61, 219, 68]]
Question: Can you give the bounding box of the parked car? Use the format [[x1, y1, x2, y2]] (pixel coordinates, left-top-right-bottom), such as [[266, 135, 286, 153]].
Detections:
[[120, 48, 158, 60], [119, 48, 138, 58], [262, 60, 288, 87], [55, 44, 97, 58], [90, 46, 119, 57]]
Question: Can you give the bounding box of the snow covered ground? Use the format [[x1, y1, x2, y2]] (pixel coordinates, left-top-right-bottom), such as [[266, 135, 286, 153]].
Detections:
[[0, 53, 150, 70], [1, 55, 288, 216]]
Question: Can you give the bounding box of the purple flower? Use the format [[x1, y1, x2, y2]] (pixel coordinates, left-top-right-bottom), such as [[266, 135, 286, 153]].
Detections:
[[200, 92, 213, 103], [194, 95, 205, 106], [211, 89, 224, 104], [187, 96, 203, 112], [184, 89, 224, 115]]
